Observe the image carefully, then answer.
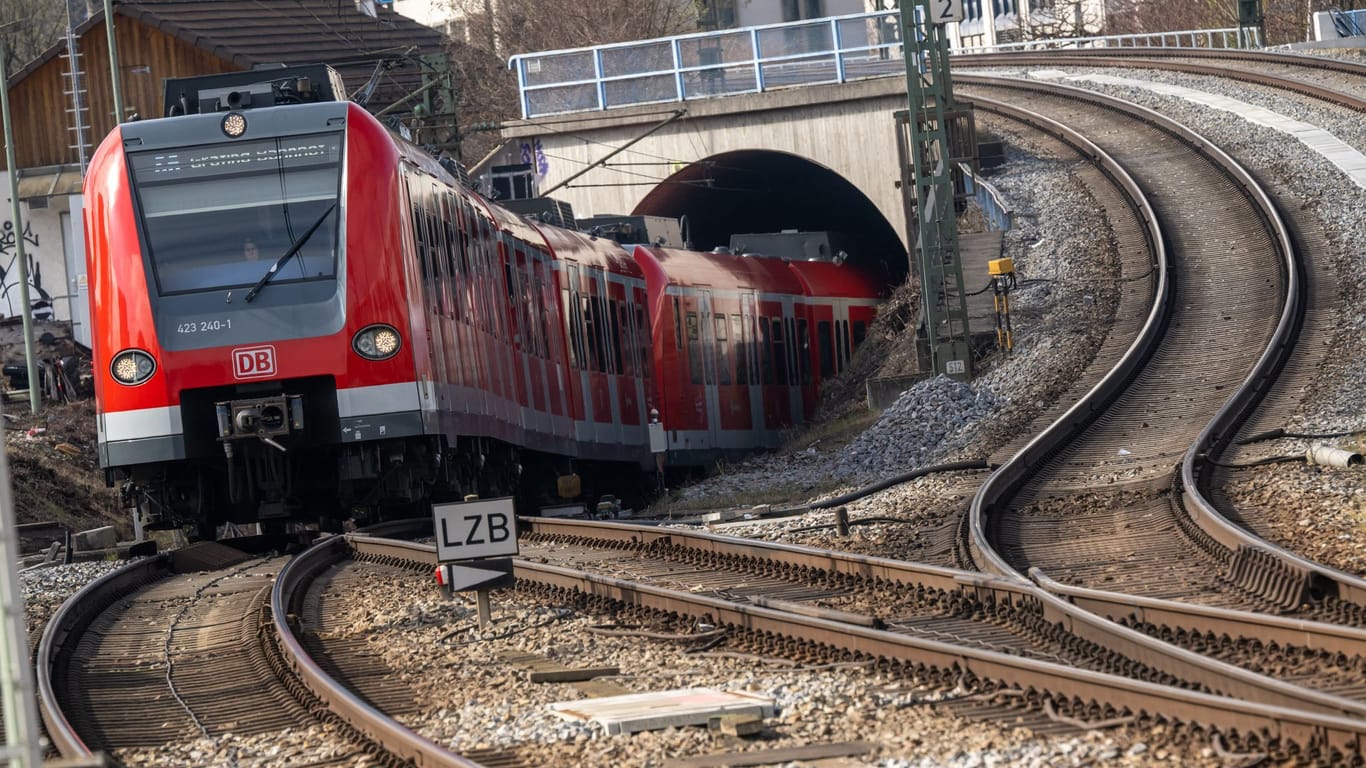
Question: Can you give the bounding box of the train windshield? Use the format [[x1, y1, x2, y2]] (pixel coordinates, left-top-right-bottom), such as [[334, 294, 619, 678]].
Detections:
[[129, 133, 342, 295]]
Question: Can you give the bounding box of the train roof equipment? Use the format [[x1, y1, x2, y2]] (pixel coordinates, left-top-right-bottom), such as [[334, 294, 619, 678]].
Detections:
[[728, 230, 852, 263], [578, 214, 684, 248], [163, 64, 347, 117]]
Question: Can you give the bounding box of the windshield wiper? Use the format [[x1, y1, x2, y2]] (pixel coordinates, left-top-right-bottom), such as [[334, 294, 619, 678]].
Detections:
[[244, 203, 336, 303]]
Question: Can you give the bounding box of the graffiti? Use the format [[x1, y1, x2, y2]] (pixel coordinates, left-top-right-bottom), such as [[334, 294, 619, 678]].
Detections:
[[0, 219, 54, 320], [519, 139, 549, 178]]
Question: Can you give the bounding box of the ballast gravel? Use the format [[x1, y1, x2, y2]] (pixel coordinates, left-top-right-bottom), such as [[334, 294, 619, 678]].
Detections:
[[16, 47, 1366, 768]]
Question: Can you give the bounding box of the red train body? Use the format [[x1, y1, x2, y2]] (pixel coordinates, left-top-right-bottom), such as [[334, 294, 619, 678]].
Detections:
[[84, 83, 884, 535]]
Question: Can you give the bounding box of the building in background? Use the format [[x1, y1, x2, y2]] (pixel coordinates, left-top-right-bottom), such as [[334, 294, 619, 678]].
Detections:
[[2, 0, 451, 347]]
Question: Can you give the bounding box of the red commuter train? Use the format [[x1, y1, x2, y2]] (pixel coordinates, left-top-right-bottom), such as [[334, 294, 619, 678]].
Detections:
[[83, 66, 884, 536]]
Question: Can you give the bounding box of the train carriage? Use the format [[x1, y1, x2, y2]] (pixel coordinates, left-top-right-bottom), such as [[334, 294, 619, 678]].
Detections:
[[84, 66, 885, 536], [632, 246, 884, 464]]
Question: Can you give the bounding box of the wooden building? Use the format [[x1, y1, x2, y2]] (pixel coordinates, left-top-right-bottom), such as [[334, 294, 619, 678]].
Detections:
[[2, 0, 452, 343]]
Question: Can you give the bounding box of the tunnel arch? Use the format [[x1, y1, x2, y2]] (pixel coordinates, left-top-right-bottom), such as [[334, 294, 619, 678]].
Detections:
[[631, 149, 908, 286]]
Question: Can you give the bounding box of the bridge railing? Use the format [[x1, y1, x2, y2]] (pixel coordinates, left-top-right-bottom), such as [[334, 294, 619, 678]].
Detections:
[[508, 11, 1259, 119], [979, 26, 1261, 52]]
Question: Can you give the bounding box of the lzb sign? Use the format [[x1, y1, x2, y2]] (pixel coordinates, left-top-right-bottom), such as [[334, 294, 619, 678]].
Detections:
[[927, 0, 964, 24], [434, 497, 518, 561]]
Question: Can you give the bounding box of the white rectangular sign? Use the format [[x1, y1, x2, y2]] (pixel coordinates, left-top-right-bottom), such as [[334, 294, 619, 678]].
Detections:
[[434, 497, 518, 561], [928, 0, 964, 24]]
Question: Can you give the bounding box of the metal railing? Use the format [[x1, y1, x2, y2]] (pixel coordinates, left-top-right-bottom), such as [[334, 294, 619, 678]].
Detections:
[[507, 11, 1261, 119], [979, 26, 1261, 52]]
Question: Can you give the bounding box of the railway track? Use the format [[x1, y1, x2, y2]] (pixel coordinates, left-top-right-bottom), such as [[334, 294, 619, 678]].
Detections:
[[961, 77, 1366, 601], [29, 50, 1366, 768], [36, 534, 482, 768], [956, 48, 1366, 108], [353, 525, 1366, 764]]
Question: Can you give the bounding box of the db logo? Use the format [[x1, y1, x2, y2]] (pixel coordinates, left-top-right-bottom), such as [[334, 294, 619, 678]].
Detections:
[[232, 346, 277, 379]]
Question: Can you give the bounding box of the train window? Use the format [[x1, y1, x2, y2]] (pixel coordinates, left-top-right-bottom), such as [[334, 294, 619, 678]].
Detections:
[[539, 263, 554, 358], [505, 261, 520, 350], [769, 319, 787, 386], [714, 316, 731, 385], [610, 299, 625, 376], [619, 302, 634, 377], [839, 319, 850, 369], [758, 318, 773, 385], [686, 311, 702, 385], [581, 295, 599, 372], [797, 319, 812, 386], [636, 304, 649, 378], [563, 288, 580, 369], [673, 297, 683, 350], [732, 315, 748, 385], [785, 318, 798, 385], [131, 134, 342, 294], [817, 320, 834, 379], [852, 320, 867, 350]]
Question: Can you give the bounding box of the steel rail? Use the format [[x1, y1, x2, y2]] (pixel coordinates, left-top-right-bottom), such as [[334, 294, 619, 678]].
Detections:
[[950, 76, 1366, 610], [36, 554, 173, 759], [516, 517, 1366, 719], [1029, 568, 1366, 656], [350, 534, 1366, 760], [959, 79, 1174, 582], [956, 47, 1366, 80], [272, 533, 484, 768], [955, 53, 1366, 113]]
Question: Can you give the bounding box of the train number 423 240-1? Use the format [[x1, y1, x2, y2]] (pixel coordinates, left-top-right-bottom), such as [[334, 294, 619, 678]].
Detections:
[[176, 319, 232, 334]]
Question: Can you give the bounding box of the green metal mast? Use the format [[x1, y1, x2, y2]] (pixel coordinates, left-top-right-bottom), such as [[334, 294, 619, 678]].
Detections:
[[901, 0, 972, 380]]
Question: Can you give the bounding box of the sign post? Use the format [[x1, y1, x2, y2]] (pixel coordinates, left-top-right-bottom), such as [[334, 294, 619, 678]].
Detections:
[[433, 496, 518, 627]]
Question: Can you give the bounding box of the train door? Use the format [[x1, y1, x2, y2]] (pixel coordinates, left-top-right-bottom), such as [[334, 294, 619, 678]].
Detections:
[[431, 186, 458, 415], [741, 294, 763, 437], [713, 297, 751, 440], [411, 179, 449, 408], [630, 285, 651, 440], [699, 289, 722, 449], [564, 262, 593, 442], [537, 256, 570, 437], [809, 300, 837, 388], [584, 270, 618, 444], [614, 280, 643, 431], [783, 302, 803, 425], [508, 244, 535, 425]]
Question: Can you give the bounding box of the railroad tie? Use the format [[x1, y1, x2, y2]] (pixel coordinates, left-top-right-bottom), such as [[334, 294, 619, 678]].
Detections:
[[1223, 546, 1309, 612]]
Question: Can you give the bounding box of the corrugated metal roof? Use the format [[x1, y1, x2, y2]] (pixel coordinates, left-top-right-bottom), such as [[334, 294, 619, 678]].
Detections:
[[16, 166, 84, 200], [9, 0, 451, 117], [117, 0, 450, 110]]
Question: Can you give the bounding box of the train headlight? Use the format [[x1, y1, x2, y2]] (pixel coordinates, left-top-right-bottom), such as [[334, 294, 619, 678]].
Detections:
[[352, 324, 401, 361], [110, 349, 156, 385], [221, 112, 247, 138]]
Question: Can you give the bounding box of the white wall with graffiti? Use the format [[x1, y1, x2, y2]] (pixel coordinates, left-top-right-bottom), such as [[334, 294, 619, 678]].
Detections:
[[1, 172, 90, 348]]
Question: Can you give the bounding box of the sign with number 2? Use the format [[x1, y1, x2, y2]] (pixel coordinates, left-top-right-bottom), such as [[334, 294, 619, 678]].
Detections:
[[927, 0, 964, 24]]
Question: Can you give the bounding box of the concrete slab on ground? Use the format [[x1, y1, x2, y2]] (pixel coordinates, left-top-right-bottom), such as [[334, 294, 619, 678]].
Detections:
[[549, 688, 775, 735]]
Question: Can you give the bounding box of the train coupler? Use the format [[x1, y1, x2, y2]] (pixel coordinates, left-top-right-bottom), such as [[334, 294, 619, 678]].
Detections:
[[215, 394, 305, 447]]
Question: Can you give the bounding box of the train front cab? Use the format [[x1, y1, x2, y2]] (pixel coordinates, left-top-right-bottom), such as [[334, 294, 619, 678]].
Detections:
[[86, 101, 448, 533]]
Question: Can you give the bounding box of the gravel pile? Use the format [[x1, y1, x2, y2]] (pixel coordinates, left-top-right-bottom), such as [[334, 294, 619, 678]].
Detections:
[[676, 122, 1121, 520], [20, 560, 125, 641], [832, 375, 1000, 481]]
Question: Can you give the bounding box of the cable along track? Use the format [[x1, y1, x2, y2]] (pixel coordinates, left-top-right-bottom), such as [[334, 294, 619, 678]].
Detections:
[[348, 527, 1366, 764], [36, 539, 481, 768]]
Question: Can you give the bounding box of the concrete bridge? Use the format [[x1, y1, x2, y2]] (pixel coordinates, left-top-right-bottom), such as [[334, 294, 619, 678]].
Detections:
[[493, 75, 914, 284], [477, 12, 1252, 283]]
